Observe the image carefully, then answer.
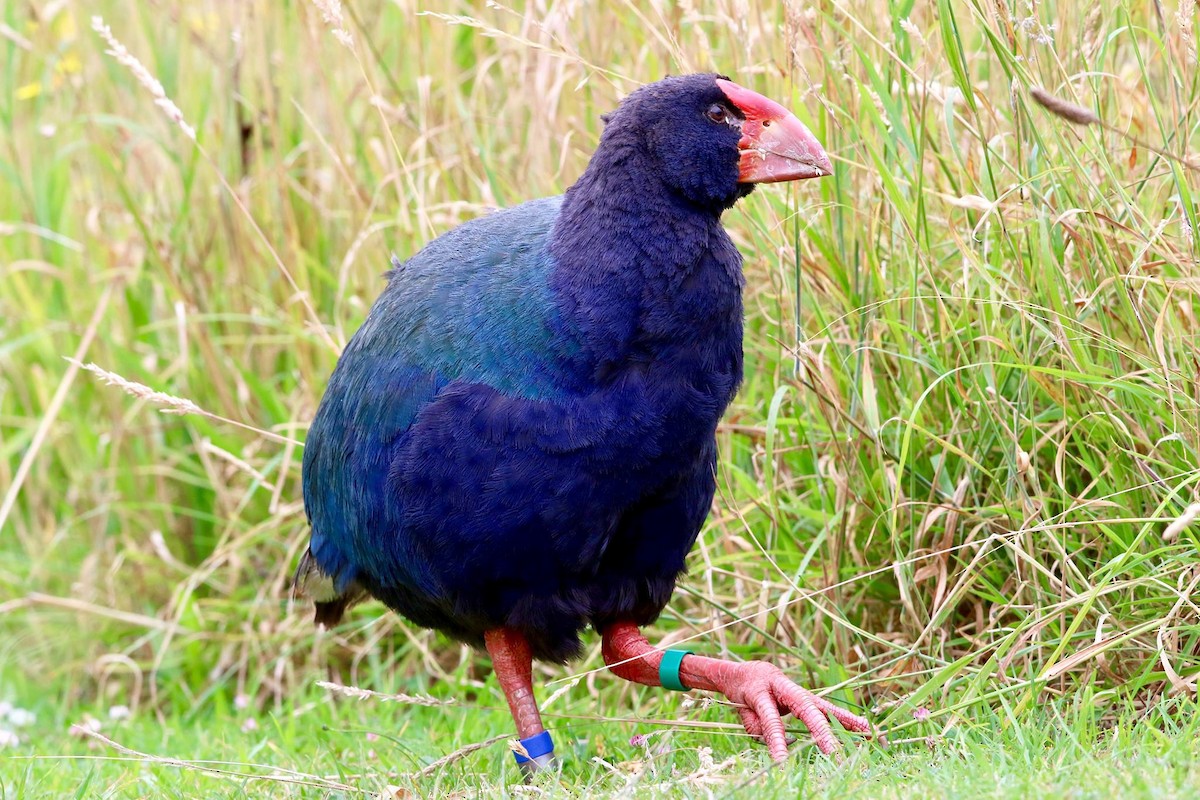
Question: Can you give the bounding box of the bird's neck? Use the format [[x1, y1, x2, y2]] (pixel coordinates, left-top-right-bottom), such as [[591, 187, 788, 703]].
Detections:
[[554, 133, 718, 235], [548, 139, 743, 381]]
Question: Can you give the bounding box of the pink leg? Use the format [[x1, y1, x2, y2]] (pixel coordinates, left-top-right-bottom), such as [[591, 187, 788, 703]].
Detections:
[[601, 621, 872, 760], [484, 628, 555, 773]]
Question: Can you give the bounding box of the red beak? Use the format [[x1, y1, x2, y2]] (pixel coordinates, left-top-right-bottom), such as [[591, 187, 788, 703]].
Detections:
[[716, 79, 833, 183]]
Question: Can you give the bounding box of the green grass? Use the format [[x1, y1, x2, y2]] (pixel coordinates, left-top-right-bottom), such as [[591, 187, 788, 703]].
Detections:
[[2, 0, 1200, 796], [4, 690, 1200, 798]]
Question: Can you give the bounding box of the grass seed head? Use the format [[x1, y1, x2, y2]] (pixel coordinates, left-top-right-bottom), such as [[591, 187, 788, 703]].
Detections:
[[1030, 86, 1100, 126], [311, 0, 354, 48], [90, 16, 196, 140]]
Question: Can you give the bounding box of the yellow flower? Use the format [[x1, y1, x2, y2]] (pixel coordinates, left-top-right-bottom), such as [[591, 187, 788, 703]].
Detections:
[[56, 52, 82, 75]]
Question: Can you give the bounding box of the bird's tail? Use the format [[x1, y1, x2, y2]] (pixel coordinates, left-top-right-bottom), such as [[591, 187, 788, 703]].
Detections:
[[292, 547, 368, 629]]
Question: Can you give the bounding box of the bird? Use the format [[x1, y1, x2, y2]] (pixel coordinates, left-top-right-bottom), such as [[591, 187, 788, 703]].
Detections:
[[295, 73, 871, 773]]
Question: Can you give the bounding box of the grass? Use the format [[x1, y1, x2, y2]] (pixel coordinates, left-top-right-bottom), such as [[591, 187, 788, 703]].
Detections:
[[2, 0, 1199, 796], [4, 690, 1200, 798]]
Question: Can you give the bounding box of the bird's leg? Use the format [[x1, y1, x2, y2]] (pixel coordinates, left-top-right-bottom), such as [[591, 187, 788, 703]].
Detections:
[[600, 620, 872, 761], [484, 628, 556, 775]]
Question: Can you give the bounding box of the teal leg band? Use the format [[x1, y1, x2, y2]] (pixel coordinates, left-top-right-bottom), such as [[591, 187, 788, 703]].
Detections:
[[658, 649, 693, 692]]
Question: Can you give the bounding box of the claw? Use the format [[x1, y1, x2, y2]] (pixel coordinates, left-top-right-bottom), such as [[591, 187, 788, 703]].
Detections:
[[736, 706, 797, 745], [717, 662, 871, 759], [599, 622, 872, 762]]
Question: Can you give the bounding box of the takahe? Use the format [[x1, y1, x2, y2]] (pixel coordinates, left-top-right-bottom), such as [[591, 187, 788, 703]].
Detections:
[[296, 73, 870, 771]]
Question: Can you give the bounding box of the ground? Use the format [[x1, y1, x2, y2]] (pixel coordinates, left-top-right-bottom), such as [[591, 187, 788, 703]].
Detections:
[[3, 687, 1200, 797], [2, 0, 1199, 797]]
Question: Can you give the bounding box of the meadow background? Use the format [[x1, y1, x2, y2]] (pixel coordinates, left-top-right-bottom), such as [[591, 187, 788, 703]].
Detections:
[[2, 0, 1200, 797]]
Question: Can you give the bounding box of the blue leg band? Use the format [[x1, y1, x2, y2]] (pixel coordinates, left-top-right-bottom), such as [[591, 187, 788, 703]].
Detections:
[[513, 730, 554, 764], [659, 649, 693, 692]]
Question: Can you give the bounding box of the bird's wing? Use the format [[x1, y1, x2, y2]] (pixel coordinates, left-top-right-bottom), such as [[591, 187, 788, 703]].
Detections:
[[300, 196, 573, 596]]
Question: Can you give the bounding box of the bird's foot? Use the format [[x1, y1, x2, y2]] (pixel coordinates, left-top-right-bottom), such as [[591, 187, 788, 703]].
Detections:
[[706, 660, 871, 759], [600, 622, 872, 761]]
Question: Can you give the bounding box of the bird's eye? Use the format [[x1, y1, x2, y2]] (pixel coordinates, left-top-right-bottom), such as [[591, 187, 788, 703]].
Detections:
[[706, 104, 727, 123]]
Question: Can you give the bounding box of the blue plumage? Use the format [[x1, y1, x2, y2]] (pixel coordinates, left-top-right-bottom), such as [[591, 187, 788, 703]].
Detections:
[[300, 74, 748, 662], [297, 72, 870, 767]]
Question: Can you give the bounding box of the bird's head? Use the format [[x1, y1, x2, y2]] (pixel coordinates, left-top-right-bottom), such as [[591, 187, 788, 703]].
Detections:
[[599, 73, 832, 212]]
